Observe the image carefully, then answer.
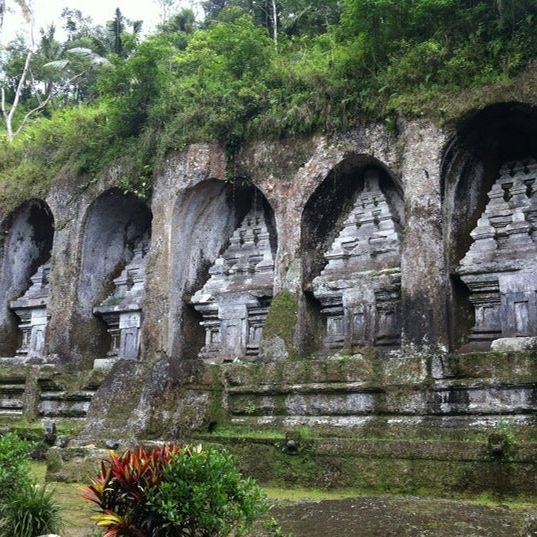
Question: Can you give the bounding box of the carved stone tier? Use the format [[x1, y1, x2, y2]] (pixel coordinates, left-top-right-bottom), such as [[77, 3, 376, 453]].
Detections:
[[9, 262, 50, 357], [192, 207, 275, 362], [312, 169, 402, 351], [457, 159, 537, 344], [93, 235, 149, 360]]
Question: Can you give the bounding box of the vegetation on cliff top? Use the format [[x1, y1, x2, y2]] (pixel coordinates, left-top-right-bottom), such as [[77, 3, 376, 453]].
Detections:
[[1, 0, 537, 199]]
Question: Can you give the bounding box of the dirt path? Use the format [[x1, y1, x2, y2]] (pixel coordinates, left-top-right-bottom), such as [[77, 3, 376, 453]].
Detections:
[[271, 496, 537, 537]]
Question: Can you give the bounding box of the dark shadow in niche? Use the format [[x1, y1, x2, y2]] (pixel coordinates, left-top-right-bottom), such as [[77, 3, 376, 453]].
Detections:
[[300, 155, 403, 354], [170, 179, 277, 360], [74, 188, 152, 365], [0, 199, 54, 356], [442, 102, 537, 348]]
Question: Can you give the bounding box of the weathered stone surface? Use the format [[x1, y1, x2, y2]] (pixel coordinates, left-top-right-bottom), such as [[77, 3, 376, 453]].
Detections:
[[491, 337, 537, 352], [400, 121, 448, 351], [93, 233, 150, 362], [9, 262, 50, 358], [0, 200, 54, 357], [1, 115, 537, 495], [458, 160, 537, 347], [312, 169, 402, 351], [192, 207, 275, 361], [46, 446, 109, 482]]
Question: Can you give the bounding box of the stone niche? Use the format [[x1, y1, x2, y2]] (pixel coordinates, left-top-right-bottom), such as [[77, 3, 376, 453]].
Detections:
[[457, 159, 537, 345], [9, 262, 50, 357], [0, 199, 54, 357], [191, 207, 275, 362], [93, 234, 149, 360], [312, 168, 402, 351], [74, 189, 152, 367]]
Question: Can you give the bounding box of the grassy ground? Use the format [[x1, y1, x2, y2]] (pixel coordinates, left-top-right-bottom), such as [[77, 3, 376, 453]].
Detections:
[[30, 462, 537, 537], [31, 462, 95, 537]]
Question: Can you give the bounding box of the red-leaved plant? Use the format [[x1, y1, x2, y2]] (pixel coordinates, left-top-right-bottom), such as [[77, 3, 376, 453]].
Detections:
[[82, 444, 186, 537]]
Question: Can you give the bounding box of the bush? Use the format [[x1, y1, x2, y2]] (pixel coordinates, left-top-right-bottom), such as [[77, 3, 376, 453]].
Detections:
[[84, 444, 275, 537], [83, 444, 182, 536], [148, 447, 269, 537], [0, 433, 34, 504], [0, 483, 62, 537], [0, 433, 62, 537]]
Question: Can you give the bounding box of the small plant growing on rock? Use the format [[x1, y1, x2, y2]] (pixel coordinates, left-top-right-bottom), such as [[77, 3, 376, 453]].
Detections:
[[245, 401, 256, 415], [84, 444, 281, 537]]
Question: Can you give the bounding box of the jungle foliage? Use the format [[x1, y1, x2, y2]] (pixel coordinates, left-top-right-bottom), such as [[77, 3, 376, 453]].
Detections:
[[1, 0, 537, 198]]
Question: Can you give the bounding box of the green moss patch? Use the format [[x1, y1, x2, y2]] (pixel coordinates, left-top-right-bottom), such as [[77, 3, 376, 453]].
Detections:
[[263, 291, 299, 356]]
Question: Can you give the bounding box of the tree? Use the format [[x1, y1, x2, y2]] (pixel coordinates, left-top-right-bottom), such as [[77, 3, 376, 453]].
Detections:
[[0, 0, 36, 140], [155, 0, 179, 24], [0, 0, 5, 35], [0, 3, 113, 140], [202, 0, 341, 41]]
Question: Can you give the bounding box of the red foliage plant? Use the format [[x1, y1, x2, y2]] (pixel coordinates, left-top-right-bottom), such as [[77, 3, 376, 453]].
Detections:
[[82, 444, 185, 537]]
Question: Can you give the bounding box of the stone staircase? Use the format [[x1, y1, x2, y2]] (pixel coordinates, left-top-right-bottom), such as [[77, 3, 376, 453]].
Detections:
[[0, 358, 105, 422]]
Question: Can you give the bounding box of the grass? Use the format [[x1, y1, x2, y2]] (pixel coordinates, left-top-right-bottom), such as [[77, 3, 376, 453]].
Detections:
[[30, 462, 95, 537], [264, 487, 368, 502], [197, 426, 286, 440], [28, 460, 537, 537]]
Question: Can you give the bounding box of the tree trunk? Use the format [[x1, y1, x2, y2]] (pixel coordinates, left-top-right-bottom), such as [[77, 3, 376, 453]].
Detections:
[[271, 0, 278, 50], [1, 50, 32, 141]]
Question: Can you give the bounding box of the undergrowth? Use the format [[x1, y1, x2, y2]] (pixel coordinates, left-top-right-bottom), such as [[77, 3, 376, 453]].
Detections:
[[1, 1, 537, 206]]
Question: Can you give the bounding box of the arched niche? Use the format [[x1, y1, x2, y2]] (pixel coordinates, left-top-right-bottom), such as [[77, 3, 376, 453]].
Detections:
[[0, 199, 54, 357], [75, 188, 152, 364], [170, 179, 277, 361], [442, 102, 537, 349], [301, 155, 404, 354]]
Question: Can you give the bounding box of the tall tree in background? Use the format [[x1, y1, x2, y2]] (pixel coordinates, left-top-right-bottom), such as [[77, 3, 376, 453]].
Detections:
[[108, 8, 125, 56], [0, 0, 5, 35], [156, 0, 179, 24], [0, 0, 36, 140], [201, 0, 340, 39], [0, 2, 118, 140]]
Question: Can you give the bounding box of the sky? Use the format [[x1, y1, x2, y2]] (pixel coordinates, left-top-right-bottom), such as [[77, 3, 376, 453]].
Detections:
[[2, 0, 198, 44]]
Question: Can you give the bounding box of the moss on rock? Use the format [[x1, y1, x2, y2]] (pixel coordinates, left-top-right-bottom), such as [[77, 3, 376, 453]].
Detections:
[[263, 291, 299, 358]]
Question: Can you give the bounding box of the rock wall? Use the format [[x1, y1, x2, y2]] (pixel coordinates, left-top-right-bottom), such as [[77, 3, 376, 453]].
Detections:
[[1, 105, 537, 479]]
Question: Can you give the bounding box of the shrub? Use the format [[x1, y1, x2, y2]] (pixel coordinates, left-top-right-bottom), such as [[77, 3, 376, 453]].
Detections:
[[148, 446, 269, 537], [0, 483, 62, 537], [0, 433, 34, 505], [83, 444, 183, 536], [84, 444, 274, 537]]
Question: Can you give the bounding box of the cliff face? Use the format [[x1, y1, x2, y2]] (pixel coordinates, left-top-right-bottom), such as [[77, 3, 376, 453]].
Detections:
[[2, 104, 537, 495]]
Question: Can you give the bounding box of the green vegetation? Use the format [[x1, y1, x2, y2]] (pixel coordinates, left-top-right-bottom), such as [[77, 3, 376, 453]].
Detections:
[[148, 446, 273, 537], [83, 444, 287, 537], [0, 484, 63, 537], [263, 290, 299, 354], [0, 433, 62, 537], [0, 432, 34, 501], [2, 1, 537, 202], [26, 461, 537, 537]]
